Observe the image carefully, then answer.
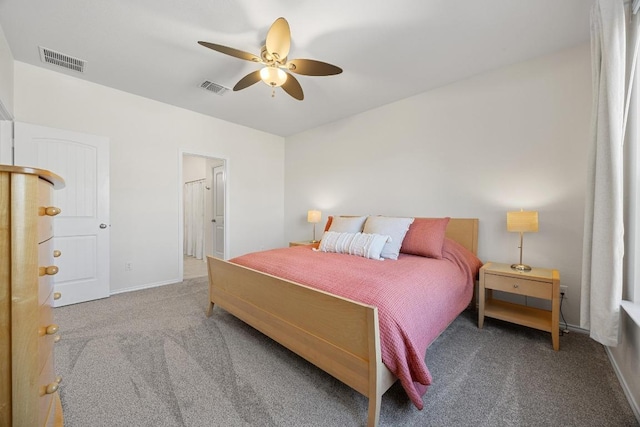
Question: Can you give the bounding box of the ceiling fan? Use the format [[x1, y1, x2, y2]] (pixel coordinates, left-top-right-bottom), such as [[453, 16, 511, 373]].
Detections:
[[198, 17, 342, 101]]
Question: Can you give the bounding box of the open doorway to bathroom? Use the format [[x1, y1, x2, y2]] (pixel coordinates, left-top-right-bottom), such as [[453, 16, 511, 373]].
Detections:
[[181, 153, 226, 280]]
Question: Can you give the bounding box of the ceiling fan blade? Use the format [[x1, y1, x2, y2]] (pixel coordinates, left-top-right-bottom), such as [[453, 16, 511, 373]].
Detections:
[[265, 17, 291, 61], [198, 41, 260, 63], [281, 73, 304, 100], [286, 59, 343, 76], [233, 70, 262, 91]]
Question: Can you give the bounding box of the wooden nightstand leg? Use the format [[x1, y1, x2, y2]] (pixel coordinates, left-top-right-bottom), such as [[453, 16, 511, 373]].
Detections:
[[551, 271, 560, 350], [478, 268, 485, 329]]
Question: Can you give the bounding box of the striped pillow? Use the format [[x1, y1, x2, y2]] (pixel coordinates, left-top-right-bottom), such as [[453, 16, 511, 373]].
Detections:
[[318, 231, 390, 260]]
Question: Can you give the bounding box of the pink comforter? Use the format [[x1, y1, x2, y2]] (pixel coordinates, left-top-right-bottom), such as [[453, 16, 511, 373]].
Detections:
[[230, 238, 482, 409]]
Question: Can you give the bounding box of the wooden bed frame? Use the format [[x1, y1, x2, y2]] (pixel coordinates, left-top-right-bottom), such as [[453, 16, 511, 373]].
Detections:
[[206, 218, 478, 427]]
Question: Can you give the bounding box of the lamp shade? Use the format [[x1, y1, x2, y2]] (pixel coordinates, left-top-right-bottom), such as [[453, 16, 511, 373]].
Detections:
[[507, 210, 539, 233], [307, 210, 322, 224]]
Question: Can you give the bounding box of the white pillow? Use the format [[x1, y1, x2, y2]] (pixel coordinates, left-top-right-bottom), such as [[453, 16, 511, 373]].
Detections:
[[328, 216, 368, 233], [318, 231, 390, 260], [363, 216, 415, 260]]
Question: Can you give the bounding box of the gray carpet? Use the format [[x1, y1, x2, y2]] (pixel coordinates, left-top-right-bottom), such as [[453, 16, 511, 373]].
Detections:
[[54, 277, 639, 427]]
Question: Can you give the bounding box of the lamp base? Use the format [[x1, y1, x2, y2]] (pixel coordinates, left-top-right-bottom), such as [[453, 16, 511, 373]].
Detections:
[[511, 263, 532, 272]]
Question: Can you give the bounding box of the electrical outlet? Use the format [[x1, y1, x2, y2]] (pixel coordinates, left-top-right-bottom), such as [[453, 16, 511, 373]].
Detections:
[[125, 262, 133, 271], [560, 285, 568, 297]]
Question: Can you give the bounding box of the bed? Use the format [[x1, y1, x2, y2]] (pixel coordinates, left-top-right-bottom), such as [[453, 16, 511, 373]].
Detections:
[[206, 217, 480, 427]]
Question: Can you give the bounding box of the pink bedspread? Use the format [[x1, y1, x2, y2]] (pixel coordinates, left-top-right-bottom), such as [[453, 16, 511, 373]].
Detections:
[[229, 238, 482, 409]]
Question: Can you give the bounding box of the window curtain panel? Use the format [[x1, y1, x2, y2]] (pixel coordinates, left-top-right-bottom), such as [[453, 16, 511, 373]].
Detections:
[[581, 0, 627, 346], [184, 180, 205, 260]]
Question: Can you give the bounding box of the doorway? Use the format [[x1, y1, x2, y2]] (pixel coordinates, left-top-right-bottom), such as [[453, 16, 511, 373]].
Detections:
[[181, 153, 226, 280]]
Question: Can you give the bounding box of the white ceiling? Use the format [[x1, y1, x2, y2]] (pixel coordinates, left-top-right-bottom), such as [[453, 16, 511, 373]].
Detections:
[[0, 0, 593, 137]]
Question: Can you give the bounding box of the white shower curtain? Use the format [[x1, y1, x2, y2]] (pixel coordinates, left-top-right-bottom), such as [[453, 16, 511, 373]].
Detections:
[[184, 180, 205, 260], [581, 0, 629, 346]]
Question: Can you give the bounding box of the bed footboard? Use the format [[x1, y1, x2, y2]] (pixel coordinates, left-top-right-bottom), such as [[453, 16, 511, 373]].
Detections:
[[206, 256, 395, 427]]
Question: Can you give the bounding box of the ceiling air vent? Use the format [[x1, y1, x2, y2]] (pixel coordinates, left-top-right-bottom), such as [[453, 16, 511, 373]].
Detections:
[[38, 46, 86, 73], [200, 80, 229, 96]]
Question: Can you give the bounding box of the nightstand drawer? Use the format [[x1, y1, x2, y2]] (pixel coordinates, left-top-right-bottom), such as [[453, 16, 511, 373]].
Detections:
[[484, 273, 551, 299]]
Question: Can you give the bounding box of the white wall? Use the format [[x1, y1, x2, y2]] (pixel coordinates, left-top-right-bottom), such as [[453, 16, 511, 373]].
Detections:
[[0, 24, 14, 163], [14, 61, 285, 293], [285, 44, 591, 327], [0, 24, 13, 119]]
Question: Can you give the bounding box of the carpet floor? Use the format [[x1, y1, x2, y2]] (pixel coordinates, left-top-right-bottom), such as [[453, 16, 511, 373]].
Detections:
[[54, 277, 639, 426]]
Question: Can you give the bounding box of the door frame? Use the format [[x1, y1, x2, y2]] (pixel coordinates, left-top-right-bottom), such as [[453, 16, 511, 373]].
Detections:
[[178, 149, 229, 280]]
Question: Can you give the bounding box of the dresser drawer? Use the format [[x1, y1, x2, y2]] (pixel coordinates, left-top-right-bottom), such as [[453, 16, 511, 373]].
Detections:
[[38, 352, 60, 427], [37, 180, 59, 244], [484, 273, 551, 299], [38, 238, 55, 305], [44, 392, 63, 427], [38, 291, 57, 374]]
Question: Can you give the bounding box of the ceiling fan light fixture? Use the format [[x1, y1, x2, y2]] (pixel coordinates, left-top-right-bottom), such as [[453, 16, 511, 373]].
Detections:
[[260, 66, 287, 87]]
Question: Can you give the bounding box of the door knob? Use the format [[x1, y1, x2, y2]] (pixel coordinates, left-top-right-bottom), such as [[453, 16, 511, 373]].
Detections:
[[100, 223, 107, 229]]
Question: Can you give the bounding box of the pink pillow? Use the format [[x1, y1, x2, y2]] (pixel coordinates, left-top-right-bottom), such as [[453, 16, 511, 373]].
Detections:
[[400, 217, 450, 259]]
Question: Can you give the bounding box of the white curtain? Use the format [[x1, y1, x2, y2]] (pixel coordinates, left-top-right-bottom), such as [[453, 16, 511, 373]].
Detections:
[[184, 180, 205, 260], [581, 0, 629, 346]]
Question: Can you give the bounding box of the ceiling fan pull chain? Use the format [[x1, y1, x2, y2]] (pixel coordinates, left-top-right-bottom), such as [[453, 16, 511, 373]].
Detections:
[[271, 87, 276, 98]]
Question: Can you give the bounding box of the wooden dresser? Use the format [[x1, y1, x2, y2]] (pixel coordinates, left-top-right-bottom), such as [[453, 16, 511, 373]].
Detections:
[[0, 165, 65, 427]]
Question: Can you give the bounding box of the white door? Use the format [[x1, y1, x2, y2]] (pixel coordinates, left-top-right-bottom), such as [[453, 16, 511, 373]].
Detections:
[[212, 165, 225, 259], [14, 122, 110, 306]]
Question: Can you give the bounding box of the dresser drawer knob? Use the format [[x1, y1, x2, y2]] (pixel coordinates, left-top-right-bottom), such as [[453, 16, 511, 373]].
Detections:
[[39, 206, 62, 216], [38, 324, 59, 337], [54, 292, 62, 300], [54, 334, 61, 343], [39, 265, 59, 276], [53, 250, 62, 258], [43, 376, 62, 395], [513, 284, 519, 288]]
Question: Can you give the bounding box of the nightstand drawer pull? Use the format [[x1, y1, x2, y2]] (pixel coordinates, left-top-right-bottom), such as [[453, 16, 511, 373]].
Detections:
[[513, 284, 519, 288]]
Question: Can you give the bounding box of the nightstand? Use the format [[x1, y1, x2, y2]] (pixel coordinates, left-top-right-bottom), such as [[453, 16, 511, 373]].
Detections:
[[479, 262, 560, 350], [289, 240, 320, 249]]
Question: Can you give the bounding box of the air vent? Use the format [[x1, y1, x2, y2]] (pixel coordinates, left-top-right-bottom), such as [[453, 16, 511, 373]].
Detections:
[[200, 80, 229, 96], [38, 46, 86, 73]]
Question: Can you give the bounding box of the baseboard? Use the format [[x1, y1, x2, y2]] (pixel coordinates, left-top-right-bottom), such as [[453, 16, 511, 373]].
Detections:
[[110, 277, 183, 295], [605, 346, 640, 423]]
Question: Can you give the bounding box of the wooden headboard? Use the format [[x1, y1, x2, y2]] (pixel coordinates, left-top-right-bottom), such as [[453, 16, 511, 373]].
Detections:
[[442, 218, 479, 255]]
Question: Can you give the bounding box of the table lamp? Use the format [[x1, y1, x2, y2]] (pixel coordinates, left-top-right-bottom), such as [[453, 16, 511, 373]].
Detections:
[[307, 210, 322, 243], [507, 209, 538, 271]]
